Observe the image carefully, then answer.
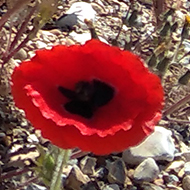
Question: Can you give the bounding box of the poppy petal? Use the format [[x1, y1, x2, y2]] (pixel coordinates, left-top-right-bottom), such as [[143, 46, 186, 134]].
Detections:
[[11, 39, 164, 154]]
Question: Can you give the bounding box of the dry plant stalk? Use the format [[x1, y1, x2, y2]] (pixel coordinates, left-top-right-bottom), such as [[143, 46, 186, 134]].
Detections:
[[153, 0, 165, 27], [0, 0, 32, 30], [0, 0, 59, 67]]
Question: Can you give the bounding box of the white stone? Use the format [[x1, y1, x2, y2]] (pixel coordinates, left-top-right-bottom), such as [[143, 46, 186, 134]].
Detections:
[[27, 134, 39, 143], [69, 31, 91, 44], [184, 162, 190, 175], [122, 127, 175, 165], [67, 2, 96, 29], [69, 31, 108, 44], [183, 40, 190, 52]]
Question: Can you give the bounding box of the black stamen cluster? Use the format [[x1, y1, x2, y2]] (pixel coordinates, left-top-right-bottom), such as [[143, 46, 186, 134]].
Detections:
[[58, 79, 115, 118]]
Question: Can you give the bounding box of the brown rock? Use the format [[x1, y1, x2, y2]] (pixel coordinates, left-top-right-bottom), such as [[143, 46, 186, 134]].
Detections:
[[183, 175, 190, 190], [178, 168, 185, 178], [127, 169, 135, 179], [165, 160, 185, 174], [154, 178, 164, 187]]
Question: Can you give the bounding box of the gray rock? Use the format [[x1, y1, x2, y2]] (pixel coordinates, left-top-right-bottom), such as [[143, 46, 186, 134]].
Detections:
[[102, 184, 120, 190], [182, 151, 190, 162], [182, 175, 190, 190], [134, 158, 159, 182], [122, 127, 175, 165], [80, 156, 97, 175], [56, 13, 78, 31], [107, 158, 127, 184]]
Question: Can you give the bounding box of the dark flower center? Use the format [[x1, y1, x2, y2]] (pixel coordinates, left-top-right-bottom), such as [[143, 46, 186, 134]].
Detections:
[[58, 79, 115, 119]]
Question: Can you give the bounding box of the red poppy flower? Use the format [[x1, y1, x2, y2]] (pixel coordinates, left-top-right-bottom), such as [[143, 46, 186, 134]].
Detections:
[[11, 39, 164, 155]]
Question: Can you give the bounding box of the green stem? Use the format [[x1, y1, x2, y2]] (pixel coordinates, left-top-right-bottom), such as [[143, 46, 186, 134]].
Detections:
[[50, 149, 71, 190]]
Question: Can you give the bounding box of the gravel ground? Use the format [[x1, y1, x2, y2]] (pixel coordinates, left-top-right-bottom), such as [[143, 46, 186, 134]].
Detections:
[[1, 0, 190, 189]]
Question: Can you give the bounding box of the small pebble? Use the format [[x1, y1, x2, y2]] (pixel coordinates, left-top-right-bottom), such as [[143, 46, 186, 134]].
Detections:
[[134, 158, 159, 182], [184, 162, 190, 175], [27, 134, 39, 143], [182, 152, 190, 162], [35, 41, 47, 49], [69, 31, 91, 44], [14, 48, 28, 60], [154, 178, 164, 187], [165, 160, 185, 173], [178, 167, 185, 178]]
